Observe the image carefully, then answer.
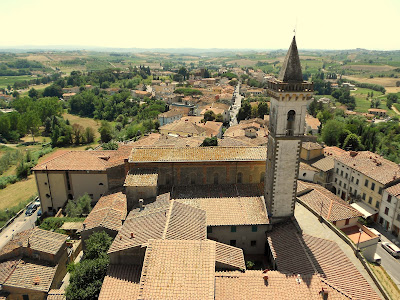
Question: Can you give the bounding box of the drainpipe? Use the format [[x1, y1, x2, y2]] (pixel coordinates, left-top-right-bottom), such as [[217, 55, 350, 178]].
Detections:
[[45, 166, 54, 211]]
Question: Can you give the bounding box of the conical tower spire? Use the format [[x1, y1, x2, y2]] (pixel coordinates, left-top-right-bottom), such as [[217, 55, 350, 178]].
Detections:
[[278, 36, 303, 83]]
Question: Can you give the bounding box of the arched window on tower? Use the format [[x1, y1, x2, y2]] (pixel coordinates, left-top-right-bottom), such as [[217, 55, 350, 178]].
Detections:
[[286, 110, 296, 136]]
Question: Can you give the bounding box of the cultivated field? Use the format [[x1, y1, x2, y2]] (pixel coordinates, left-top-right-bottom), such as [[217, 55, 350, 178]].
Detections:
[[0, 175, 37, 210], [341, 65, 396, 72], [0, 75, 35, 88]]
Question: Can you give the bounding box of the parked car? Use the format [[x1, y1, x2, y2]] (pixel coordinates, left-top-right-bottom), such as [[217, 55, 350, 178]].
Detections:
[[37, 209, 42, 217], [367, 227, 381, 241], [382, 242, 400, 258], [25, 207, 36, 216]]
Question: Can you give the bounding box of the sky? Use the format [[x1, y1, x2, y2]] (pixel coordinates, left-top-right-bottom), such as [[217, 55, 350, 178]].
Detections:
[[1, 0, 399, 50]]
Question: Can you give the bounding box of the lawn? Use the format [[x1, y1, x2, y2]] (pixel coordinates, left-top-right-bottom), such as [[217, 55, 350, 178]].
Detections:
[[0, 75, 35, 89], [349, 88, 396, 116], [0, 175, 37, 210], [368, 263, 400, 300], [62, 112, 101, 140]]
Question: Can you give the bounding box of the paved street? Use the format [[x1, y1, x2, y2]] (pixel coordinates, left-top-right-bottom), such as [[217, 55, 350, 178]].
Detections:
[[294, 202, 383, 298], [376, 243, 400, 288], [229, 83, 242, 126], [0, 208, 39, 250]]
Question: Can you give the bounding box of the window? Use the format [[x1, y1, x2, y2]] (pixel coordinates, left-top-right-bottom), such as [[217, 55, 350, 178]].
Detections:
[[252, 225, 258, 232], [351, 176, 354, 182], [379, 217, 383, 224], [362, 193, 366, 200], [356, 179, 359, 185], [99, 183, 104, 186], [371, 183, 375, 191], [354, 190, 357, 196], [384, 207, 389, 215], [207, 227, 212, 234], [303, 173, 306, 177], [345, 219, 349, 225], [89, 194, 94, 199], [68, 194, 73, 200], [368, 197, 372, 204], [286, 110, 295, 135], [333, 221, 337, 225], [44, 182, 48, 185], [350, 187, 352, 193], [397, 214, 400, 222], [230, 240, 236, 247], [66, 172, 71, 190], [23, 296, 29, 300], [231, 226, 237, 232], [343, 183, 347, 189], [364, 179, 369, 187], [387, 195, 392, 203], [335, 178, 337, 183], [251, 240, 257, 247], [378, 187, 383, 195], [339, 180, 342, 186], [213, 173, 219, 185], [375, 202, 380, 209], [46, 193, 50, 198], [237, 172, 243, 184], [48, 206, 52, 212], [345, 173, 348, 179], [341, 170, 344, 177], [336, 168, 339, 174]]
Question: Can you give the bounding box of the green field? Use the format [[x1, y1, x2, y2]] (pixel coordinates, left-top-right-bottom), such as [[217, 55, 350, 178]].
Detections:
[[0, 75, 35, 89]]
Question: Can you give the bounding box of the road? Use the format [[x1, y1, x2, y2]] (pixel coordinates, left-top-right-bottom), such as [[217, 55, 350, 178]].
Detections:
[[229, 83, 243, 126], [375, 237, 400, 288], [0, 208, 39, 250]]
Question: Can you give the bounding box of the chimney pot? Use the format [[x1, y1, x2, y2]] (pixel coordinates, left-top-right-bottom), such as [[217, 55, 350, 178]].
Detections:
[[130, 232, 134, 239]]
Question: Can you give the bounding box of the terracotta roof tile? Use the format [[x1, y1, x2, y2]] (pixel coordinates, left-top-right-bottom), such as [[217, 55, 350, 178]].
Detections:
[[4, 259, 57, 293], [299, 162, 318, 172], [215, 270, 350, 300], [302, 142, 323, 151], [176, 196, 269, 226], [128, 147, 266, 163], [311, 156, 335, 172], [215, 241, 245, 271], [335, 151, 400, 185], [47, 289, 66, 300], [98, 264, 142, 300], [82, 192, 127, 232], [0, 259, 19, 284], [159, 119, 207, 135], [303, 234, 381, 300], [305, 115, 321, 130], [138, 239, 216, 300], [0, 228, 67, 258], [124, 171, 158, 187], [385, 182, 400, 197]]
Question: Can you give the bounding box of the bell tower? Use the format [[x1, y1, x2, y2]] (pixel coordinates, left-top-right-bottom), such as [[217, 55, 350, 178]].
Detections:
[[264, 36, 314, 223]]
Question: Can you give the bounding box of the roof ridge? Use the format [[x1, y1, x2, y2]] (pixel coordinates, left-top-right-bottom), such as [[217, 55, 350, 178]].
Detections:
[[98, 196, 126, 227], [2, 258, 22, 284], [326, 198, 334, 219], [34, 150, 72, 169], [161, 201, 174, 239]]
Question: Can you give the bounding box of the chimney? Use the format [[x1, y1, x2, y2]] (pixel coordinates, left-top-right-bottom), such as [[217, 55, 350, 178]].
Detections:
[[83, 223, 86, 229], [262, 269, 269, 281], [130, 232, 134, 239], [350, 151, 358, 157], [139, 199, 144, 210], [320, 287, 329, 300], [296, 274, 302, 284]]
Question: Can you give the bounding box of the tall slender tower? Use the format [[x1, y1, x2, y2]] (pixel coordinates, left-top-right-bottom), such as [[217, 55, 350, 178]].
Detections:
[[264, 37, 314, 223]]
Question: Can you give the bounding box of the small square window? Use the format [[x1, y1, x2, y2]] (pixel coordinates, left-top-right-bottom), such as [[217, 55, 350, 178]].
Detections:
[[230, 240, 236, 246], [252, 225, 258, 232], [251, 240, 257, 247], [231, 226, 237, 233]]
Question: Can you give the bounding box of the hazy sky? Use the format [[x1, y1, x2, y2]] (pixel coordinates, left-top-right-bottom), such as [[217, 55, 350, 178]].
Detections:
[[1, 0, 399, 50]]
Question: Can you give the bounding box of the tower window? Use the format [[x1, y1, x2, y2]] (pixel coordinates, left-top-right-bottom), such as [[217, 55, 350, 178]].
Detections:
[[286, 110, 296, 136]]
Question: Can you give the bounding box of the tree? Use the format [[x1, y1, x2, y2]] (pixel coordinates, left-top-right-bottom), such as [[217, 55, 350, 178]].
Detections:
[[99, 121, 113, 143], [204, 110, 216, 121], [22, 110, 41, 142], [84, 231, 112, 260], [84, 127, 95, 144], [343, 133, 363, 151], [201, 137, 218, 146], [72, 124, 84, 145], [215, 113, 223, 122], [321, 120, 345, 146], [257, 102, 269, 118], [65, 256, 109, 300], [28, 88, 39, 99], [237, 101, 251, 122], [43, 84, 63, 98], [65, 194, 92, 217]]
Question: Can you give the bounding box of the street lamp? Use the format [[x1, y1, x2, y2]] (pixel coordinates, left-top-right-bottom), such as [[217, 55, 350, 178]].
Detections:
[[356, 228, 363, 253]]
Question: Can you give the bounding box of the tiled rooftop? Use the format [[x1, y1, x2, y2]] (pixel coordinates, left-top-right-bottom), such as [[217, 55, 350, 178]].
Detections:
[[47, 289, 66, 300], [0, 228, 67, 258], [129, 147, 266, 163], [302, 142, 323, 151], [386, 182, 400, 197], [297, 183, 362, 222], [3, 259, 57, 293], [109, 200, 206, 254], [176, 196, 269, 226], [335, 151, 400, 185], [98, 264, 142, 300], [33, 145, 133, 171], [82, 192, 127, 232], [303, 234, 381, 300], [138, 239, 216, 300], [299, 162, 318, 172], [159, 119, 207, 135], [215, 241, 245, 271], [215, 270, 350, 300], [311, 156, 334, 172], [124, 171, 158, 187]]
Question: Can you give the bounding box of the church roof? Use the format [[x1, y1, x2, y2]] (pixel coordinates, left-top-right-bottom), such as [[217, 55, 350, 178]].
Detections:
[[278, 36, 303, 83]]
